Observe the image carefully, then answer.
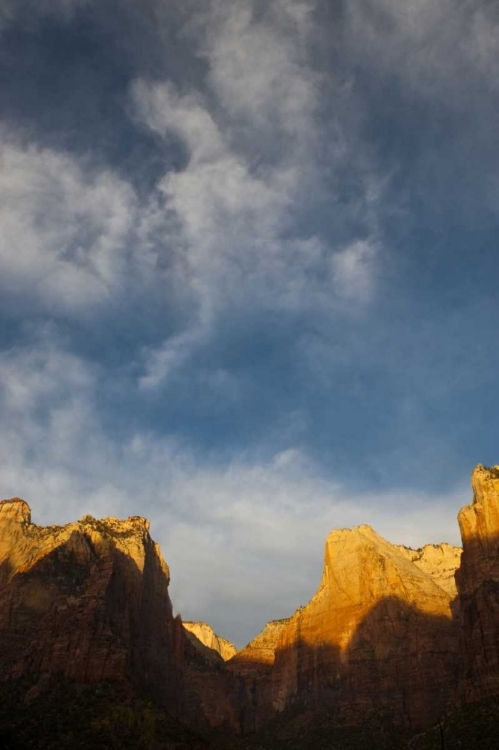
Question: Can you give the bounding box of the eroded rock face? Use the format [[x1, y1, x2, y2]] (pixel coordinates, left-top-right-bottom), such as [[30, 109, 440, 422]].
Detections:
[[0, 498, 184, 714], [265, 525, 458, 728], [3, 467, 499, 738], [183, 621, 237, 662], [395, 543, 462, 598], [228, 618, 290, 675], [456, 465, 499, 700]]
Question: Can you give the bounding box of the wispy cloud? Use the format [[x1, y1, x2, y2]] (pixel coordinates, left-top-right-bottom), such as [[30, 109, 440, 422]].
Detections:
[[131, 0, 383, 388], [1, 0, 495, 648], [346, 0, 499, 103], [0, 335, 466, 645], [192, 0, 319, 143], [0, 134, 138, 317]]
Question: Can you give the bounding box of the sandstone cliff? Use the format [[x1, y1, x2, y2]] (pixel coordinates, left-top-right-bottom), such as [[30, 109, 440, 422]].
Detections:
[[395, 542, 461, 598], [228, 618, 290, 675], [3, 463, 499, 742], [456, 464, 499, 701], [0, 498, 184, 713], [183, 621, 237, 662], [264, 525, 458, 728]]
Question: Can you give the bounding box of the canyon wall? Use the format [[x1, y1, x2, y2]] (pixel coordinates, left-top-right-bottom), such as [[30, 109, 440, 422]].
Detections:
[[456, 464, 499, 701], [183, 621, 237, 662], [266, 526, 458, 728], [1, 462, 499, 738], [0, 499, 184, 714]]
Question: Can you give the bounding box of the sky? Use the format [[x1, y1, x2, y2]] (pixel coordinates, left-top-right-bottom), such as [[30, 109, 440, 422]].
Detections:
[[0, 0, 498, 647]]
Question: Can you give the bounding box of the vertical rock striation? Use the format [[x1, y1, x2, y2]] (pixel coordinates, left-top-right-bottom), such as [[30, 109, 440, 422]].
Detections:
[[0, 498, 184, 714], [4, 463, 499, 740], [456, 464, 499, 701]]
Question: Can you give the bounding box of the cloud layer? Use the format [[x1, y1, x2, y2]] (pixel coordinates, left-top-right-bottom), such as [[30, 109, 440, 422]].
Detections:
[[0, 337, 466, 645], [0, 0, 498, 645]]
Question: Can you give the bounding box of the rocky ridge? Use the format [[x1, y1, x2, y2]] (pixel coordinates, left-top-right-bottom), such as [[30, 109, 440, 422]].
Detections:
[[1, 463, 499, 742], [264, 524, 458, 728], [183, 621, 237, 662], [228, 618, 290, 674], [0, 499, 184, 713]]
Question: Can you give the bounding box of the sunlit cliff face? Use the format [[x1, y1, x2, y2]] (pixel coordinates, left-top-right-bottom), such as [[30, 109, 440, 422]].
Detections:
[[221, 522, 461, 729]]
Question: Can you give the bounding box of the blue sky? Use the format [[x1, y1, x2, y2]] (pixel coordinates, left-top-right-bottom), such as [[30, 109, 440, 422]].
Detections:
[[1, 0, 498, 646]]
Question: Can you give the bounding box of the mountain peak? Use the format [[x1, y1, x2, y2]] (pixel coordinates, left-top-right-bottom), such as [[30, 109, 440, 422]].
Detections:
[[0, 498, 31, 524]]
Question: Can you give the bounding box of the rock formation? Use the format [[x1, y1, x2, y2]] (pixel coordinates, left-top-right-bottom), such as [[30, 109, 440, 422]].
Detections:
[[456, 464, 499, 701], [228, 618, 289, 675], [2, 462, 499, 743], [395, 542, 461, 598], [0, 498, 184, 714], [183, 621, 237, 662], [264, 525, 458, 729]]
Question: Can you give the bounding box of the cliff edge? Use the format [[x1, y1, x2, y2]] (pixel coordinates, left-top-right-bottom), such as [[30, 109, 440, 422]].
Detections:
[[0, 498, 184, 714]]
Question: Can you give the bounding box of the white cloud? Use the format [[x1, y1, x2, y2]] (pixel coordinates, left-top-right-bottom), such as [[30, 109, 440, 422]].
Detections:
[[0, 337, 466, 646], [346, 0, 499, 102], [193, 0, 319, 143], [138, 326, 208, 390], [132, 28, 381, 386], [331, 239, 378, 304], [0, 135, 138, 316]]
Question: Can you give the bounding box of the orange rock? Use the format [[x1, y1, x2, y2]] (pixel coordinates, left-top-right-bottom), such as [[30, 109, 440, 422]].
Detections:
[[183, 621, 237, 662], [395, 542, 462, 598], [0, 499, 184, 715], [3, 466, 499, 739]]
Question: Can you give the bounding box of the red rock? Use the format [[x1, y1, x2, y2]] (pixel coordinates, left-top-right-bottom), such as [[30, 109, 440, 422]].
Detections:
[[456, 464, 499, 701], [0, 500, 184, 714]]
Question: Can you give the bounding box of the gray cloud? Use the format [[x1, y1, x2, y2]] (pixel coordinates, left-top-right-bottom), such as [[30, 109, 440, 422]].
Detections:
[[0, 0, 91, 30], [0, 133, 138, 316], [0, 336, 466, 645], [130, 0, 384, 388], [345, 0, 499, 104], [0, 0, 496, 648]]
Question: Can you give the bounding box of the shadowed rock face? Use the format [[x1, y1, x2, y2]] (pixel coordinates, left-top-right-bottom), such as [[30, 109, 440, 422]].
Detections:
[[210, 526, 461, 733], [228, 618, 290, 675], [456, 464, 499, 701], [183, 621, 237, 662], [2, 464, 499, 740], [0, 499, 184, 715]]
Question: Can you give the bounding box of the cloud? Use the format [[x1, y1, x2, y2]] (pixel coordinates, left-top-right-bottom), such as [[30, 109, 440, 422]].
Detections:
[[0, 336, 466, 646], [131, 1, 383, 387], [331, 240, 378, 304], [345, 0, 499, 103], [0, 134, 139, 317], [2, 0, 492, 650], [191, 0, 319, 144], [0, 0, 91, 30]]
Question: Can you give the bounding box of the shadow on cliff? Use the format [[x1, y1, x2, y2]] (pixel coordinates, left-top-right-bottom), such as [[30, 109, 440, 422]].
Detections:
[[0, 557, 13, 586], [454, 528, 499, 704], [4, 526, 499, 746], [0, 528, 186, 717], [221, 595, 459, 739]]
